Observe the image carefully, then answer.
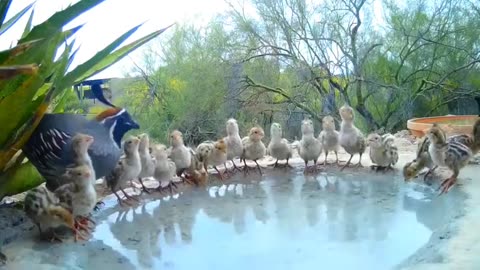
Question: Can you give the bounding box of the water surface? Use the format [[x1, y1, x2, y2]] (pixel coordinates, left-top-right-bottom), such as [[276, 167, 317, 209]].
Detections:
[[2, 169, 465, 269]]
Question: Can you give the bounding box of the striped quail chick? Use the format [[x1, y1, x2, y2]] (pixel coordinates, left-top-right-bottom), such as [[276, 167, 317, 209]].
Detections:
[[55, 164, 97, 240], [24, 186, 86, 242], [427, 124, 473, 194], [367, 133, 398, 171]]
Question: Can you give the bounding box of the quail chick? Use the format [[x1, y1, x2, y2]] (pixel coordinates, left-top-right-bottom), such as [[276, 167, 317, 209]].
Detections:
[[267, 122, 293, 168], [403, 123, 480, 182], [55, 164, 97, 240], [223, 118, 243, 173], [403, 136, 437, 183], [151, 143, 178, 195], [168, 130, 192, 180], [137, 133, 155, 193], [210, 139, 228, 176], [106, 136, 142, 206], [241, 127, 266, 174], [338, 105, 366, 170], [367, 133, 399, 171], [299, 118, 322, 173], [24, 186, 85, 242], [427, 124, 473, 194], [318, 116, 340, 165]]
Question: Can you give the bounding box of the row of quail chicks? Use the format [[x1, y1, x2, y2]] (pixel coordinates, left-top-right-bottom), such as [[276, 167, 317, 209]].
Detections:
[[403, 119, 480, 194]]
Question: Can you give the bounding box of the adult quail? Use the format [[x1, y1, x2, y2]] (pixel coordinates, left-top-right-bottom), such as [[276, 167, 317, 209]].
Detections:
[[23, 107, 140, 191]]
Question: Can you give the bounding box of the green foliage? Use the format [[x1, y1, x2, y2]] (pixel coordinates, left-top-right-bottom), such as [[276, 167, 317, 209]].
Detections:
[[0, 0, 172, 199]]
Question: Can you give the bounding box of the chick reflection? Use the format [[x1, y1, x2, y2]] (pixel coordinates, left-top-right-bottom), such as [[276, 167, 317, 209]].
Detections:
[[108, 205, 160, 268]]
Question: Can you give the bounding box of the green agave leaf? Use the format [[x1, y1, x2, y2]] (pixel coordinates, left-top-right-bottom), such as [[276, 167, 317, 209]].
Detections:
[[0, 26, 81, 98], [0, 0, 13, 28], [71, 23, 175, 84], [21, 8, 34, 39], [0, 38, 44, 64], [0, 2, 34, 36], [20, 0, 104, 43], [0, 161, 43, 200], [60, 23, 144, 88]]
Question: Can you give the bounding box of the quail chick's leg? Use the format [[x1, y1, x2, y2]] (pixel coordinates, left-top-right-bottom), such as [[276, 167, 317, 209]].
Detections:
[[120, 188, 139, 202], [231, 160, 242, 172], [254, 160, 263, 175], [303, 160, 309, 174], [157, 181, 178, 195], [340, 155, 354, 171], [323, 152, 329, 165], [243, 159, 252, 175], [422, 166, 438, 182], [335, 151, 340, 165], [355, 153, 364, 167], [285, 158, 293, 168], [439, 169, 459, 195], [214, 166, 226, 180], [112, 188, 134, 207], [273, 160, 278, 168], [138, 177, 151, 194], [438, 176, 457, 195]]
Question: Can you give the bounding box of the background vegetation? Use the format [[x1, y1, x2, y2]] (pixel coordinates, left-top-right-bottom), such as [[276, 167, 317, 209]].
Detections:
[[98, 0, 480, 146]]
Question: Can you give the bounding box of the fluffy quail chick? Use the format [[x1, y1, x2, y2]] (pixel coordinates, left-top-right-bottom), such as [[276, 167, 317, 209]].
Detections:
[[267, 122, 293, 168], [367, 133, 399, 171], [427, 124, 473, 194], [241, 127, 266, 174], [106, 136, 141, 206], [223, 118, 243, 172], [168, 130, 192, 180], [299, 118, 322, 173], [55, 164, 97, 240], [24, 186, 85, 242], [68, 133, 95, 184], [137, 133, 155, 193], [318, 116, 340, 165], [338, 105, 366, 170], [211, 140, 228, 179], [151, 143, 178, 195]]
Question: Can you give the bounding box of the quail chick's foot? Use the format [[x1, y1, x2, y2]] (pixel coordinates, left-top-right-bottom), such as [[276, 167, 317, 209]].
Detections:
[[43, 231, 65, 243], [231, 161, 242, 172], [138, 178, 151, 194], [113, 191, 135, 207], [438, 176, 457, 195], [157, 181, 178, 196], [120, 188, 139, 202], [214, 167, 227, 181]]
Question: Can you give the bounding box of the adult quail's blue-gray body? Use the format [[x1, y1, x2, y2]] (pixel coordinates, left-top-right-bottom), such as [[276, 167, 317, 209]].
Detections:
[[23, 108, 139, 191]]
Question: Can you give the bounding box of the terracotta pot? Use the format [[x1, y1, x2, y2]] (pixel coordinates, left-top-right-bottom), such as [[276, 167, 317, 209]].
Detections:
[[407, 115, 479, 138]]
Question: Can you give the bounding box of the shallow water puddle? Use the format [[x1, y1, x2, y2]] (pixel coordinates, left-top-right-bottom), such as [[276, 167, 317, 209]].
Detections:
[[2, 170, 465, 270]]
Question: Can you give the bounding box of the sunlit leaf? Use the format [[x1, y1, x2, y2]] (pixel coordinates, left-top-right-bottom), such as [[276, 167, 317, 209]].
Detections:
[[0, 2, 33, 36]]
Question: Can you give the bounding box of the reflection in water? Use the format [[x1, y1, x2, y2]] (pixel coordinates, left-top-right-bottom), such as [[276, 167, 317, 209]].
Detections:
[[1, 170, 466, 269]]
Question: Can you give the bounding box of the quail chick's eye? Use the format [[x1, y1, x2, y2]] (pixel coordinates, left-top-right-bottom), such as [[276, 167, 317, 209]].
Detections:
[[77, 172, 82, 176]]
